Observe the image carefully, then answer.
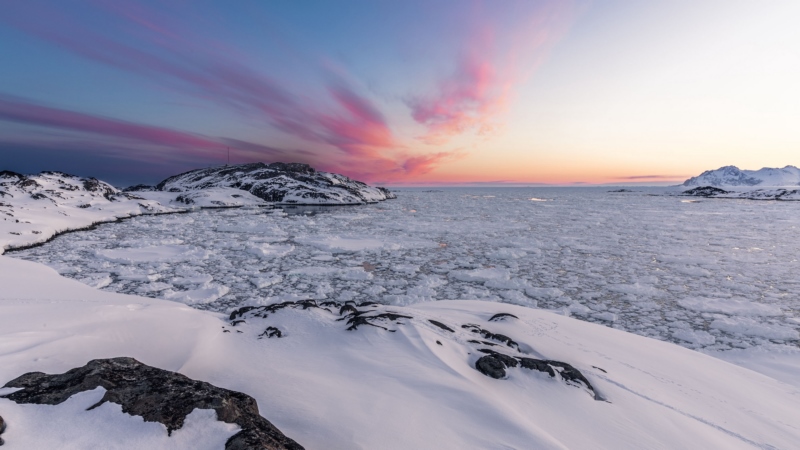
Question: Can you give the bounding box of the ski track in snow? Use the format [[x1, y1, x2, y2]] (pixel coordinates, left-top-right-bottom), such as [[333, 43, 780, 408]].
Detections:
[[11, 187, 800, 358]]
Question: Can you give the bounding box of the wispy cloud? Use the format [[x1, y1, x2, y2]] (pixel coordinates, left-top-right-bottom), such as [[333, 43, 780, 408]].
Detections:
[[406, 1, 578, 145], [616, 175, 688, 180], [2, 1, 460, 182], [0, 95, 292, 166]]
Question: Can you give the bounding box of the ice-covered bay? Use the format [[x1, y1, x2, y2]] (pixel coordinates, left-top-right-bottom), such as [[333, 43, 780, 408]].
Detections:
[[14, 187, 800, 355]]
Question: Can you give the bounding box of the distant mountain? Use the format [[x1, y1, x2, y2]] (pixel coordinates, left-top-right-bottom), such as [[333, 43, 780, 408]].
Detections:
[[153, 162, 396, 205], [682, 165, 800, 187]]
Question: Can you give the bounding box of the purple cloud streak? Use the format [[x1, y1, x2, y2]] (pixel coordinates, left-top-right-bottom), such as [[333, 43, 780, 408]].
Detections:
[[2, 1, 457, 182]]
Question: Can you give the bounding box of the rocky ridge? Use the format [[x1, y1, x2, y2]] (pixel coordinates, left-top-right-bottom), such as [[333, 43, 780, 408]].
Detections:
[[151, 162, 396, 205], [1, 357, 303, 450], [681, 185, 800, 201]]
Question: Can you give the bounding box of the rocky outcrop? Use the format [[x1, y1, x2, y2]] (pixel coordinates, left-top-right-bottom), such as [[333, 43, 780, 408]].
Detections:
[[155, 162, 396, 205], [682, 186, 730, 197], [475, 349, 599, 399], [229, 300, 599, 402], [680, 186, 800, 201], [1, 357, 303, 450]]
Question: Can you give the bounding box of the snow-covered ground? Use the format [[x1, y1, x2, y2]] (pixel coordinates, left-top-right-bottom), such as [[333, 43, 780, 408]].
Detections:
[[2, 256, 800, 449], [3, 186, 800, 448]]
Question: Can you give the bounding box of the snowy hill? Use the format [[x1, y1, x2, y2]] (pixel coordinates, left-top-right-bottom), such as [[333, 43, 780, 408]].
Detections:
[[0, 170, 177, 253], [153, 163, 396, 205], [1, 165, 395, 253], [682, 165, 800, 187], [1, 256, 799, 449]]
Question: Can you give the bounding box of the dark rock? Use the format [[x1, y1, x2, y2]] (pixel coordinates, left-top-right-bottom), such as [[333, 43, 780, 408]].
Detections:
[[175, 194, 195, 205], [682, 186, 730, 197], [474, 351, 598, 398], [0, 170, 25, 181], [339, 304, 359, 316], [518, 358, 556, 377], [260, 327, 283, 339], [488, 313, 518, 322], [1, 357, 303, 449], [82, 178, 117, 201], [345, 312, 412, 331], [436, 341, 442, 346], [475, 353, 519, 379], [123, 184, 156, 192], [0, 413, 5, 446], [461, 324, 519, 350], [428, 320, 454, 332]]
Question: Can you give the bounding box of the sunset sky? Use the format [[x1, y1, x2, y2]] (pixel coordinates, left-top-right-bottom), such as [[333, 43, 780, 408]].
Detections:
[[2, 0, 798, 186]]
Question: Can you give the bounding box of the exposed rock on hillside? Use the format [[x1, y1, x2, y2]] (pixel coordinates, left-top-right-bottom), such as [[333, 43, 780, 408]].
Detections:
[[2, 357, 303, 450], [229, 299, 597, 398], [155, 163, 396, 205]]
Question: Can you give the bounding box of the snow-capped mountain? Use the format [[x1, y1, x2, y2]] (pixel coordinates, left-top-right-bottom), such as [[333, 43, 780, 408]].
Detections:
[[682, 165, 800, 187], [152, 163, 396, 205]]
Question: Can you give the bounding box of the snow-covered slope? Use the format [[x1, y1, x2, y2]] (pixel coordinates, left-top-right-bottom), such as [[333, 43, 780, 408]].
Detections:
[[154, 163, 396, 205], [0, 170, 178, 253], [1, 255, 799, 449], [683, 165, 800, 187], [1, 164, 384, 253], [682, 186, 800, 201]]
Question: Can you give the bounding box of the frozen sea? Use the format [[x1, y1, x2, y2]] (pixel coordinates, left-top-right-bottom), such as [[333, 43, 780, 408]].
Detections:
[[14, 187, 800, 355]]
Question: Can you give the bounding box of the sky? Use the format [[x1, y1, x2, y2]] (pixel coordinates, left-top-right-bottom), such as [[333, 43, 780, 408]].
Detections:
[[1, 0, 798, 187]]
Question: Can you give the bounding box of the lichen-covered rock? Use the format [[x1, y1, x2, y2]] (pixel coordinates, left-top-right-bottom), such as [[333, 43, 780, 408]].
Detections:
[[1, 357, 303, 450]]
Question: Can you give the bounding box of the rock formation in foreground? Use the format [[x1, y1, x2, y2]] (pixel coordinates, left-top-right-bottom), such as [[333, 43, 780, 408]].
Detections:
[[152, 162, 396, 205], [1, 357, 303, 450]]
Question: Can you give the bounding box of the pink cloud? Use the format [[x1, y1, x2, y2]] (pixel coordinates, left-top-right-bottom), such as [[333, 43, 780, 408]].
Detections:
[[408, 46, 510, 144], [1, 1, 484, 182], [407, 1, 578, 145], [0, 96, 292, 165], [3, 2, 403, 167]]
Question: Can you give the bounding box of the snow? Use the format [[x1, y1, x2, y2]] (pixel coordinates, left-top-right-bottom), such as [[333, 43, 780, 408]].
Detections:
[[95, 245, 210, 264], [156, 163, 394, 205], [135, 188, 269, 208], [13, 188, 800, 363], [683, 165, 800, 187], [0, 388, 240, 450], [3, 184, 800, 447], [2, 255, 800, 449]]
